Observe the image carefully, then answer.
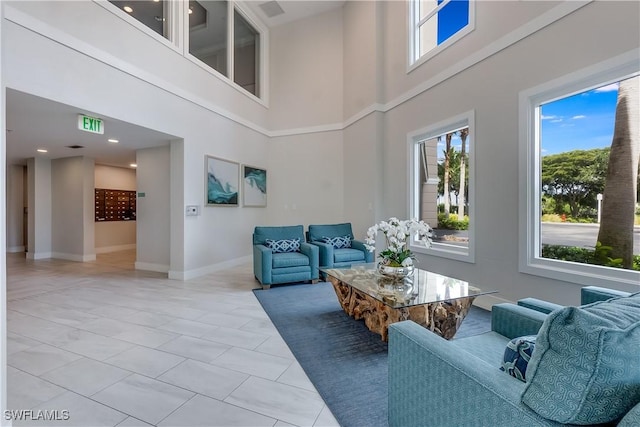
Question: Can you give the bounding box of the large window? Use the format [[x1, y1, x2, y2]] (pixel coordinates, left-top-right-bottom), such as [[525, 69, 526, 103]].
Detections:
[[410, 0, 474, 67], [189, 1, 261, 97], [409, 111, 475, 262], [519, 56, 640, 286]]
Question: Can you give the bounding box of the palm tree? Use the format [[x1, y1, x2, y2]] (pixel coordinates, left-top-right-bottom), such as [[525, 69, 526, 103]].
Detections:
[[596, 76, 640, 268], [443, 133, 453, 218], [457, 128, 469, 220]]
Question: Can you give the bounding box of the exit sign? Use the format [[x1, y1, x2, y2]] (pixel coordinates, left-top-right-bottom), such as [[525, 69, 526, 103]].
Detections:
[[78, 114, 104, 134]]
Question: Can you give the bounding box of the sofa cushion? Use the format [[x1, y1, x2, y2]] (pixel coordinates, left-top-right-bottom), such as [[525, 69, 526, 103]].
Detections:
[[272, 252, 310, 268], [334, 248, 365, 263], [521, 292, 640, 425], [266, 238, 300, 253], [500, 335, 536, 382], [322, 235, 352, 249]]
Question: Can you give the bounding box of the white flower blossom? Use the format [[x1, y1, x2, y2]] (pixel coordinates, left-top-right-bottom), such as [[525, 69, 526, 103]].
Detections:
[[363, 217, 433, 265]]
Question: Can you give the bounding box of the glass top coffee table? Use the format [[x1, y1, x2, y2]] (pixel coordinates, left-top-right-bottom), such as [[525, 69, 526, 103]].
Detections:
[[321, 263, 497, 341]]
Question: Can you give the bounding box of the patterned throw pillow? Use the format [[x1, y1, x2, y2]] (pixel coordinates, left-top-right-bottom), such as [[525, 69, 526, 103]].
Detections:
[[500, 335, 536, 382], [322, 235, 352, 249], [265, 238, 300, 253]]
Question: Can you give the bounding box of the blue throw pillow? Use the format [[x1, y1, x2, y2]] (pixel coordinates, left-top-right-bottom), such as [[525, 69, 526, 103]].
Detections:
[[265, 238, 300, 253], [500, 335, 536, 382], [322, 235, 352, 249]]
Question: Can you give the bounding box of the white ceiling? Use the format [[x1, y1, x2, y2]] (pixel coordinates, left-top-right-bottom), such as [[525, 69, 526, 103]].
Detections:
[[5, 89, 177, 168], [243, 0, 345, 28]]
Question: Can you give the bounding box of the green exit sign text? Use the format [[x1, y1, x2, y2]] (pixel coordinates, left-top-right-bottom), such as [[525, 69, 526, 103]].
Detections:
[[78, 114, 104, 134]]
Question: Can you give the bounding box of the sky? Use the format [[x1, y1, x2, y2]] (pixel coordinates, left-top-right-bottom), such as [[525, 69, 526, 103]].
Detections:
[[540, 82, 619, 156]]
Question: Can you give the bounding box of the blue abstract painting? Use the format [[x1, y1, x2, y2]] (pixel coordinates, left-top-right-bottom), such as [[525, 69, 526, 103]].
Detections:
[[243, 165, 267, 207], [206, 156, 239, 206]]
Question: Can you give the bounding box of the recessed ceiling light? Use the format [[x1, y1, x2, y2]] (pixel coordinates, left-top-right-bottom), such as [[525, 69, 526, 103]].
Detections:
[[188, 7, 193, 14], [37, 149, 48, 153], [123, 6, 133, 13], [108, 138, 119, 143], [130, 163, 137, 168]]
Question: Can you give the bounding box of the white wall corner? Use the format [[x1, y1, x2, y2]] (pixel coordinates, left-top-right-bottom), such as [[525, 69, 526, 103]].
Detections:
[[26, 251, 52, 260], [51, 252, 96, 262]]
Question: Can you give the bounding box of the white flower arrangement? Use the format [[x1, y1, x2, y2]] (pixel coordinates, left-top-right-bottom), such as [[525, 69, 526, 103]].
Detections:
[[364, 217, 433, 267]]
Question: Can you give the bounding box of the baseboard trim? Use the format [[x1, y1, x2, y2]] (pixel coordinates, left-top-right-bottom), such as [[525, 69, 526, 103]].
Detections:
[[95, 244, 136, 254], [51, 252, 96, 262], [7, 246, 25, 253], [135, 261, 169, 273], [26, 251, 52, 260], [169, 255, 252, 281]]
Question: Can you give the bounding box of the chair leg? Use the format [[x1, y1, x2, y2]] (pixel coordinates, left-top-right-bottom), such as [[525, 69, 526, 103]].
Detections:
[[261, 284, 271, 290]]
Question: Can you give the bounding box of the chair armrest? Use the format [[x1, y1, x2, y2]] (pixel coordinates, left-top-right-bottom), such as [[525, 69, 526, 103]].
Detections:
[[581, 286, 631, 305], [388, 321, 555, 427], [300, 242, 319, 280], [491, 303, 548, 339], [517, 298, 563, 314], [351, 239, 374, 263], [309, 241, 333, 268], [253, 244, 272, 285]]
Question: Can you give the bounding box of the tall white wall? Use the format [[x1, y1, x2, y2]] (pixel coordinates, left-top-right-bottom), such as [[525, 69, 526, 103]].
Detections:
[[269, 8, 343, 130], [6, 165, 24, 252], [51, 156, 95, 261], [136, 146, 170, 273], [26, 157, 51, 259], [94, 164, 137, 253], [341, 0, 640, 306]]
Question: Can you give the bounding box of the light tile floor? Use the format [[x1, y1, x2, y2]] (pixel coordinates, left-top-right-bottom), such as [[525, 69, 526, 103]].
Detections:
[[6, 251, 340, 427]]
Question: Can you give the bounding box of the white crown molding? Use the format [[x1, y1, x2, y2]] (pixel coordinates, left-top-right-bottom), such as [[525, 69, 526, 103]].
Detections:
[[4, 1, 592, 139]]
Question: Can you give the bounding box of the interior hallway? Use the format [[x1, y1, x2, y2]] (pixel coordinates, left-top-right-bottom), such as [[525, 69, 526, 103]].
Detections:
[[6, 251, 338, 426]]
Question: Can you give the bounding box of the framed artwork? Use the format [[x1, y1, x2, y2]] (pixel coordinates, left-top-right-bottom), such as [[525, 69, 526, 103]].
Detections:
[[206, 155, 239, 206], [242, 165, 267, 207]]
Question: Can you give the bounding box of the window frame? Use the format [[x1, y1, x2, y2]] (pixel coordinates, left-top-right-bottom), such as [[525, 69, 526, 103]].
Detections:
[[408, 0, 475, 72], [408, 110, 476, 263], [518, 52, 640, 288]]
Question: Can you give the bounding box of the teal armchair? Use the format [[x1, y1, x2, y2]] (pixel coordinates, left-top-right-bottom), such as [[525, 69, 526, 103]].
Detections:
[[253, 225, 319, 290], [307, 223, 373, 269], [389, 287, 640, 427]]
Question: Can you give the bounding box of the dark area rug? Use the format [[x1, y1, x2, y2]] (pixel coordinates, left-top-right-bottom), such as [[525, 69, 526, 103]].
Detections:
[[253, 281, 491, 427]]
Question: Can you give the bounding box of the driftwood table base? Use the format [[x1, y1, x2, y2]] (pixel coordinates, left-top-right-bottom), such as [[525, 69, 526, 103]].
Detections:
[[327, 275, 476, 341]]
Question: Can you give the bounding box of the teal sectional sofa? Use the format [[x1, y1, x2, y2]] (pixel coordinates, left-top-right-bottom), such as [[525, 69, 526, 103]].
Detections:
[[388, 286, 640, 426]]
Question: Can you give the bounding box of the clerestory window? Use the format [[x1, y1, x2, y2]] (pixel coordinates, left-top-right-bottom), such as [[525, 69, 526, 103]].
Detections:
[[409, 0, 474, 69]]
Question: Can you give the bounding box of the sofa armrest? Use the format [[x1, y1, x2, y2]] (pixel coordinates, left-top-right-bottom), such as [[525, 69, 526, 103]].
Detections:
[[253, 244, 272, 285], [581, 286, 631, 305], [309, 241, 333, 268], [351, 239, 374, 263], [517, 297, 563, 314], [388, 321, 557, 427], [491, 303, 548, 339], [300, 242, 319, 280]]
